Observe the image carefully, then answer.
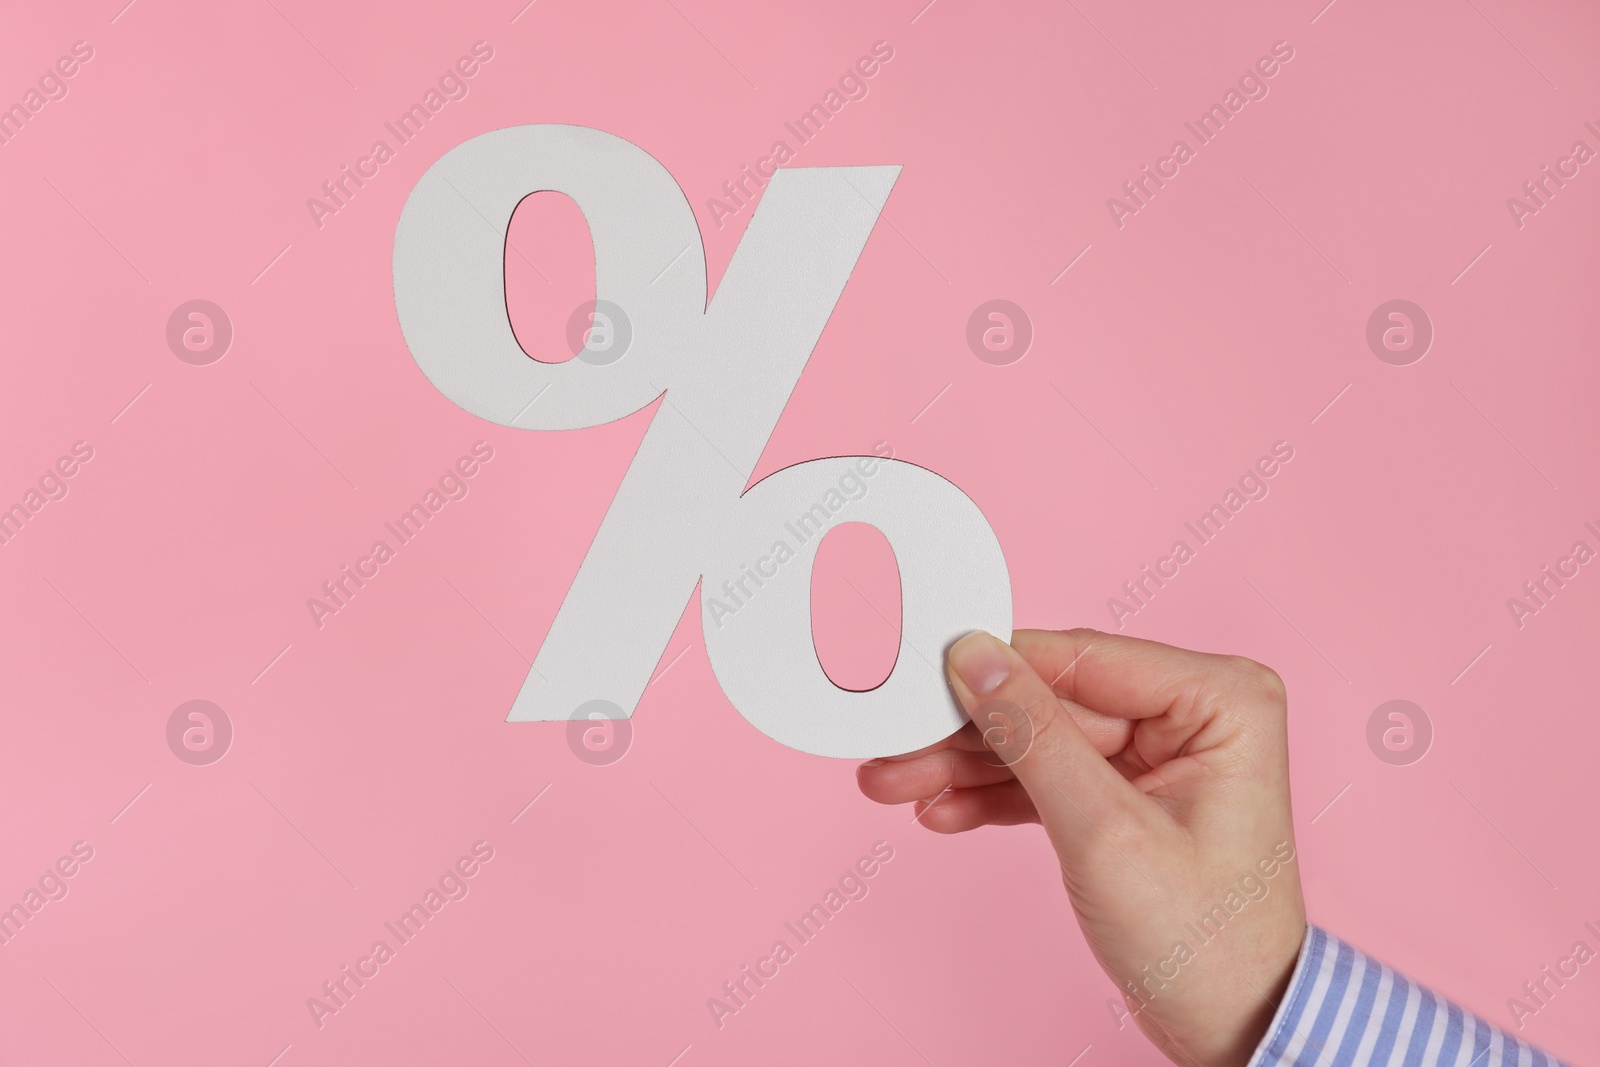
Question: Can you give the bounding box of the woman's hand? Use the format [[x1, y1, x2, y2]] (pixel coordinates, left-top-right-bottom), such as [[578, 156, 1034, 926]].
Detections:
[[856, 629, 1307, 1067]]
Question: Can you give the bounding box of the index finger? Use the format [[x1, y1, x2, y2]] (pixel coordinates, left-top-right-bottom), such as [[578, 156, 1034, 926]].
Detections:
[[869, 720, 991, 763], [1011, 628, 1260, 721]]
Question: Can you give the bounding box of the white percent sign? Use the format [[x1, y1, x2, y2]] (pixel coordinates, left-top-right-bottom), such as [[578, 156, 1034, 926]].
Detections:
[[393, 125, 1011, 758]]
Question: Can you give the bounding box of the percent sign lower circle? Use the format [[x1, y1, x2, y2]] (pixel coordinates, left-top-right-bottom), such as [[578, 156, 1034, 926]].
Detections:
[[703, 457, 1010, 755], [393, 124, 1013, 758]]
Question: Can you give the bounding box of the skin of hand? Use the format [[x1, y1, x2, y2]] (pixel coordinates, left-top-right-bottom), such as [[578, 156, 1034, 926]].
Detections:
[[856, 629, 1307, 1067]]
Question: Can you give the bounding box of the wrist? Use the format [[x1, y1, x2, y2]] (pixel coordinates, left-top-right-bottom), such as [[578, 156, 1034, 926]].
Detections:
[[1130, 918, 1308, 1067]]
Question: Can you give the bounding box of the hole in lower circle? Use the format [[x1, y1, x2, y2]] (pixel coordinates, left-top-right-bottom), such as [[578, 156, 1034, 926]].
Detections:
[[810, 522, 901, 692]]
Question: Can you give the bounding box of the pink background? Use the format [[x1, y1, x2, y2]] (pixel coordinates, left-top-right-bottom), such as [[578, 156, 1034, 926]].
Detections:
[[3, 0, 1598, 1063]]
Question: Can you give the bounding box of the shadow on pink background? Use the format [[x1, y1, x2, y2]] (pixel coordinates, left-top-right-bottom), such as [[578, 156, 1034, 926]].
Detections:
[[1, 0, 1597, 1063]]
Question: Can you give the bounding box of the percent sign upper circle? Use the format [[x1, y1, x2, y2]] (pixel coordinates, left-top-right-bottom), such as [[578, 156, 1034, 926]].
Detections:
[[565, 299, 632, 366]]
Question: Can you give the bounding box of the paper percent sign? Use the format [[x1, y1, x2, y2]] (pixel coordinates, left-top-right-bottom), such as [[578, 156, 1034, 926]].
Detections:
[[392, 124, 1012, 758]]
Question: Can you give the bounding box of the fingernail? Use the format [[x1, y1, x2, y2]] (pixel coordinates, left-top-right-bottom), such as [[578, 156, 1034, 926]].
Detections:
[[860, 759, 885, 768], [949, 631, 1011, 696]]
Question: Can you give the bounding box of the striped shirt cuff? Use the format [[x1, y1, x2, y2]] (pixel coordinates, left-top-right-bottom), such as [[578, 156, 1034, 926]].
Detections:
[[1248, 925, 1573, 1067]]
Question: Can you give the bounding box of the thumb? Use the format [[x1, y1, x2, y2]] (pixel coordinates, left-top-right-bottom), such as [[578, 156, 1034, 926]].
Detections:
[[947, 631, 1151, 858]]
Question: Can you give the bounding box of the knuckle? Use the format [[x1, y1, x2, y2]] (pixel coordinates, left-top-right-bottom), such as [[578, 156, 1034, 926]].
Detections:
[[1006, 695, 1056, 755], [1225, 655, 1286, 700]]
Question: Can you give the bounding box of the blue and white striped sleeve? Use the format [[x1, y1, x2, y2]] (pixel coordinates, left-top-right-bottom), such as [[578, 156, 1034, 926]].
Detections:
[[1248, 925, 1572, 1067]]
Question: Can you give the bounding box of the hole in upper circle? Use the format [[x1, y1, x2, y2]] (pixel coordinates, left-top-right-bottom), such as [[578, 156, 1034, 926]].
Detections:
[[505, 190, 594, 364]]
